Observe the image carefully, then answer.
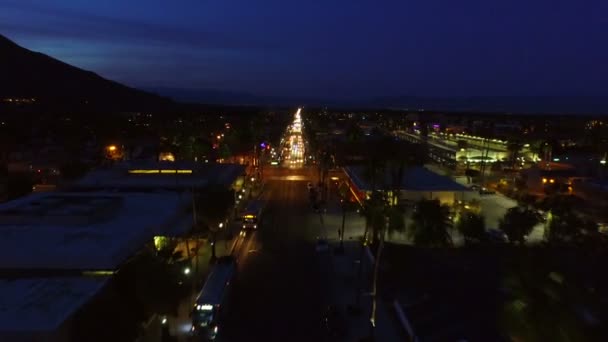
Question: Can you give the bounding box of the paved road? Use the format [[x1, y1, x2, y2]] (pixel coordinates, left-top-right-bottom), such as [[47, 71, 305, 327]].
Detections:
[[220, 166, 330, 342]]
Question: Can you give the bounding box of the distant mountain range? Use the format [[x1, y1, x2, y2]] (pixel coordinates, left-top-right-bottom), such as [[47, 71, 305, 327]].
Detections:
[[0, 34, 173, 111], [151, 87, 608, 115], [369, 95, 608, 115], [2, 33, 606, 114], [147, 87, 348, 108], [148, 88, 608, 114]]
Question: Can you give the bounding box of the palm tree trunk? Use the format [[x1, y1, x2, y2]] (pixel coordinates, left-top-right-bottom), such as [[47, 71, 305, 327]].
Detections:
[[369, 221, 385, 338], [339, 204, 346, 251], [354, 217, 370, 311], [211, 231, 217, 260]]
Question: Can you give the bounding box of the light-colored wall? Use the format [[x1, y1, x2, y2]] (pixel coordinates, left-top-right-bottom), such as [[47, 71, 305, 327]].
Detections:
[[400, 190, 458, 205]]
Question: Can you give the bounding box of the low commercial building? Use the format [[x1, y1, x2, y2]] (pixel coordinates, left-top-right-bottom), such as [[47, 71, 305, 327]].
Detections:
[[0, 277, 109, 342], [0, 162, 246, 341], [0, 191, 192, 341], [74, 161, 246, 192], [344, 165, 472, 205], [0, 192, 191, 270]]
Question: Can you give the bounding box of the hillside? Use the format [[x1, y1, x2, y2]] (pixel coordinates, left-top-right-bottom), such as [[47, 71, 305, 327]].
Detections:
[[0, 34, 173, 111]]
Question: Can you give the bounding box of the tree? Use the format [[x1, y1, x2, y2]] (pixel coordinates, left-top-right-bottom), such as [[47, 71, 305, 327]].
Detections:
[[317, 149, 332, 197], [507, 140, 524, 170], [218, 142, 232, 160], [361, 191, 387, 247], [120, 245, 190, 317], [337, 181, 352, 252], [529, 139, 550, 162], [345, 122, 364, 142], [409, 199, 453, 247], [194, 185, 235, 260], [386, 205, 406, 240], [499, 206, 539, 244], [60, 161, 90, 180], [544, 196, 598, 244], [456, 211, 486, 245]]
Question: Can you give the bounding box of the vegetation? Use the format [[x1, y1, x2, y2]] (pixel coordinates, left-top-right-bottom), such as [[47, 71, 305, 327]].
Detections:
[[119, 244, 190, 317], [194, 185, 235, 259], [499, 206, 539, 244], [500, 248, 599, 341], [361, 191, 387, 246], [456, 211, 486, 245], [506, 140, 524, 169], [409, 199, 453, 247]]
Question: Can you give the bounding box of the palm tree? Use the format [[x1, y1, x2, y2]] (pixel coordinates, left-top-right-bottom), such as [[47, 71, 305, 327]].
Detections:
[[317, 150, 332, 199], [499, 206, 539, 244], [362, 191, 387, 247], [456, 211, 486, 245], [409, 199, 453, 247], [337, 181, 352, 253]]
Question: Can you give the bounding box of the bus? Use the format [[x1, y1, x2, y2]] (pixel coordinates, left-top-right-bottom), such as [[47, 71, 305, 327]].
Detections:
[[241, 200, 265, 229], [191, 256, 236, 340]]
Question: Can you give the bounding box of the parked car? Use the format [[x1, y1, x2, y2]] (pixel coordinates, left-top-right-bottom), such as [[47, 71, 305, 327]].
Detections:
[[479, 187, 496, 195], [487, 229, 508, 243], [316, 238, 330, 252]]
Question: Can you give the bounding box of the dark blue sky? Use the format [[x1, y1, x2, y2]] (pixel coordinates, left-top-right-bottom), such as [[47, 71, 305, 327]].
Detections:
[[2, 0, 607, 99]]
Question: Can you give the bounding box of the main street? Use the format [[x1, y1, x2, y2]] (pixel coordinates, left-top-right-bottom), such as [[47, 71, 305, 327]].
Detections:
[[220, 109, 331, 341]]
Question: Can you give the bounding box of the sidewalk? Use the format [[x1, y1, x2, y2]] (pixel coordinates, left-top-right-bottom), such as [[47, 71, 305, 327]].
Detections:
[[328, 240, 406, 341], [144, 183, 263, 342]]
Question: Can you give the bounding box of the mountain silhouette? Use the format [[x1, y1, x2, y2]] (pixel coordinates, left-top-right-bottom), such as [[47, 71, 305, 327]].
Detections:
[[0, 34, 172, 111]]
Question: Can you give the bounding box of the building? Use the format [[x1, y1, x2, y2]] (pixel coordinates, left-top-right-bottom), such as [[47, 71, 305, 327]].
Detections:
[[0, 160, 247, 341], [73, 160, 246, 192], [344, 165, 472, 205], [0, 192, 192, 270], [0, 190, 193, 341], [0, 277, 109, 342]]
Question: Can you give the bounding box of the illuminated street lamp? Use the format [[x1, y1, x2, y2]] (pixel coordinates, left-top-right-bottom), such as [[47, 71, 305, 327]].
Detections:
[[107, 145, 117, 152], [218, 222, 224, 229]]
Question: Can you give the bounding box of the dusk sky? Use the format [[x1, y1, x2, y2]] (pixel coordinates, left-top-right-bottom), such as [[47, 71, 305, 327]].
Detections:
[[2, 0, 607, 99]]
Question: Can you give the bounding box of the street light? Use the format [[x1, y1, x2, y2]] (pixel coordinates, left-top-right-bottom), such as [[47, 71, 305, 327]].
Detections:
[[218, 222, 224, 229], [183, 267, 191, 275]]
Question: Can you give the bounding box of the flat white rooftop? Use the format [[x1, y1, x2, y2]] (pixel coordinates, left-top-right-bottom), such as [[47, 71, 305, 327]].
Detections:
[[0, 191, 192, 270], [75, 161, 245, 190], [0, 277, 108, 332]]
